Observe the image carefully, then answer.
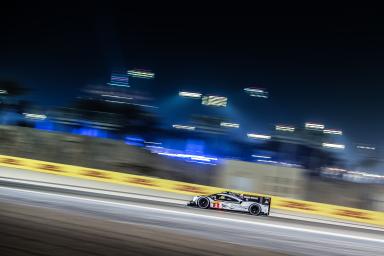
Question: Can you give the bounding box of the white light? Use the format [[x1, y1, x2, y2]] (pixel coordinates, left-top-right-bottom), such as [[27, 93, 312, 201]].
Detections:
[[127, 70, 155, 79], [23, 113, 47, 120], [275, 125, 295, 132], [104, 100, 158, 108], [127, 102, 158, 109], [102, 94, 133, 100], [107, 82, 130, 87], [257, 159, 278, 164], [145, 145, 163, 149], [322, 143, 345, 149], [357, 145, 376, 150], [157, 152, 217, 162], [145, 141, 162, 145], [244, 88, 269, 98], [172, 124, 196, 130], [105, 100, 126, 104], [179, 91, 202, 98], [323, 129, 343, 135], [0, 90, 7, 94], [220, 122, 240, 128], [202, 95, 227, 107], [247, 133, 271, 140], [244, 88, 264, 93], [305, 122, 324, 130], [251, 155, 271, 159]]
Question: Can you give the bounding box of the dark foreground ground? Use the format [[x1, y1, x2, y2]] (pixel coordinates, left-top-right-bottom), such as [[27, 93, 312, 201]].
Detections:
[[0, 201, 287, 256], [0, 181, 383, 256]]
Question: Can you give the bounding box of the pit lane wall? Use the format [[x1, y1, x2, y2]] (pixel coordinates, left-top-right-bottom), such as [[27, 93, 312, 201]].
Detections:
[[1, 154, 383, 227]]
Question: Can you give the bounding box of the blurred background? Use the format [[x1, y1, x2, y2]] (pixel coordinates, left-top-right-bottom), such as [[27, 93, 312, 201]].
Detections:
[[1, 6, 384, 212], [1, 68, 384, 211]]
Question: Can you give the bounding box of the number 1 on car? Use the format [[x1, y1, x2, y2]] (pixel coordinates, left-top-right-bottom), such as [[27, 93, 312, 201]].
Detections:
[[212, 201, 221, 208]]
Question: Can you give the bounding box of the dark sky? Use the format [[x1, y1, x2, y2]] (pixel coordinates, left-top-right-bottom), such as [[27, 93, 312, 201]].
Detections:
[[1, 5, 383, 145]]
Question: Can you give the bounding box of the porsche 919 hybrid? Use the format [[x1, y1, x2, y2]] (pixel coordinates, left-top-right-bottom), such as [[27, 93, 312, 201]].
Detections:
[[188, 191, 271, 216]]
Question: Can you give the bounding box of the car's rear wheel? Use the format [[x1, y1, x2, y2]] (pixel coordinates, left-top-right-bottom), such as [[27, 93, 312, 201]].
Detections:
[[197, 197, 210, 209], [249, 204, 261, 215]]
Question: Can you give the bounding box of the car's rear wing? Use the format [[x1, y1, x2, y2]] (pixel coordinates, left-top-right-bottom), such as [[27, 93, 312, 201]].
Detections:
[[242, 194, 271, 206]]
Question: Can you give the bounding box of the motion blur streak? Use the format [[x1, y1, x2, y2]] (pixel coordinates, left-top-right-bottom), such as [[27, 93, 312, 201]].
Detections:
[[322, 143, 346, 149], [0, 182, 383, 256], [247, 133, 271, 139], [4, 185, 384, 244]]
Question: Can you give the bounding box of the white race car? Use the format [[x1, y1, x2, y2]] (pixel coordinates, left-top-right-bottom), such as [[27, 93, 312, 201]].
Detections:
[[187, 191, 271, 216]]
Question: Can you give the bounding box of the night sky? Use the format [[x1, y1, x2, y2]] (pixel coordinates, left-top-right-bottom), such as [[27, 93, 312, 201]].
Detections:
[[1, 5, 383, 145]]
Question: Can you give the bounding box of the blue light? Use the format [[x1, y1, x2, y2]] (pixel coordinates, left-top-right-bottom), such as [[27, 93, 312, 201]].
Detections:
[[35, 120, 55, 131], [186, 160, 217, 165], [107, 82, 130, 87], [125, 136, 144, 146], [71, 128, 109, 138], [148, 146, 218, 165], [109, 73, 129, 87], [186, 139, 205, 154]]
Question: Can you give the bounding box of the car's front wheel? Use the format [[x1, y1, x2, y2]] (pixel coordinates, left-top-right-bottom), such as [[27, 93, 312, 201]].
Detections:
[[197, 197, 210, 209], [248, 204, 261, 215]]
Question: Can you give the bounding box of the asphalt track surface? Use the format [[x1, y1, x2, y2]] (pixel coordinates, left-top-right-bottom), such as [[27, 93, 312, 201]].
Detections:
[[0, 181, 383, 256]]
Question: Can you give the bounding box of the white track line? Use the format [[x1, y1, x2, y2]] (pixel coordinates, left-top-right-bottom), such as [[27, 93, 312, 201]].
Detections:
[[269, 212, 384, 231], [1, 176, 383, 232], [0, 177, 185, 204], [0, 185, 383, 244]]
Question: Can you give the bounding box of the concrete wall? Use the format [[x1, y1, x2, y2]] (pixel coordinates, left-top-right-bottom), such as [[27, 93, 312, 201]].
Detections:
[[216, 160, 307, 199], [215, 159, 384, 210], [302, 178, 384, 210], [0, 125, 217, 185]]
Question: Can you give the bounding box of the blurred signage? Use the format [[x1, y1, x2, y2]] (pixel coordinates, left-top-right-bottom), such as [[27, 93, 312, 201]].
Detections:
[[333, 209, 372, 220], [201, 95, 227, 107], [82, 170, 111, 179], [278, 200, 316, 211], [129, 177, 157, 187]]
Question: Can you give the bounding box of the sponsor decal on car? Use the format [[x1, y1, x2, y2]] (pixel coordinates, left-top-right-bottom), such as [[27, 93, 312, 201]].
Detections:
[[212, 201, 222, 209]]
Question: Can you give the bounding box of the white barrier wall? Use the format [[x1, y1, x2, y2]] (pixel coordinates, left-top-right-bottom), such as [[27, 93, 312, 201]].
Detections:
[[216, 160, 306, 199]]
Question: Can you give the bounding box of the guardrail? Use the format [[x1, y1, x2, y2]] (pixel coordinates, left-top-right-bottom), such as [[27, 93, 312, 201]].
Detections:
[[1, 154, 383, 226]]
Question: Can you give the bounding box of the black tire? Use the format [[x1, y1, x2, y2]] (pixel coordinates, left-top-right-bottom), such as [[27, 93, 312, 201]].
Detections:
[[197, 197, 210, 209], [249, 204, 261, 215]]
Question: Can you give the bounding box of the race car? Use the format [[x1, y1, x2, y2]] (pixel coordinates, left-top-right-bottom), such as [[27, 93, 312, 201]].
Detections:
[[187, 191, 271, 216]]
